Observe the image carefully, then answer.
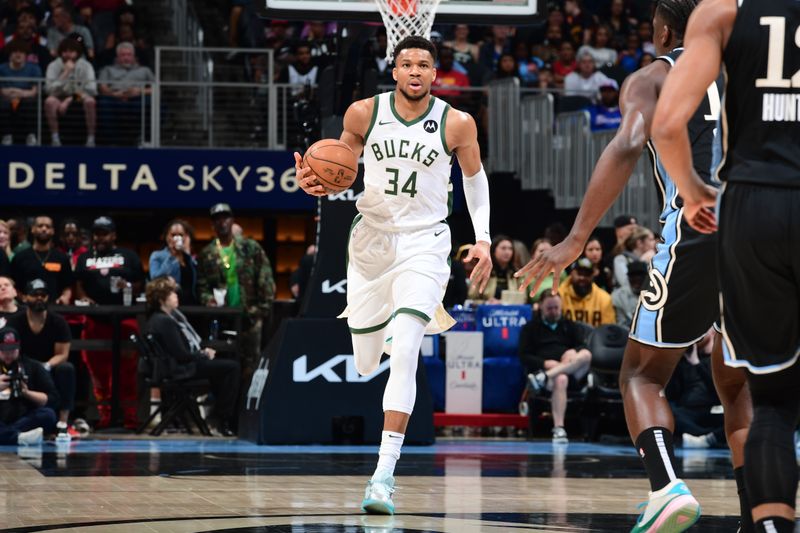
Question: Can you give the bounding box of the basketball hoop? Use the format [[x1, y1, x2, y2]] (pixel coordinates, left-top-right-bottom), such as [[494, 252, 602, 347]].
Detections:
[[374, 0, 442, 62]]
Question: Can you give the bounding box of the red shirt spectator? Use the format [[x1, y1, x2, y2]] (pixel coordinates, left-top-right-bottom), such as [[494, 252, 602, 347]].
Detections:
[[432, 46, 470, 101], [553, 41, 577, 86]]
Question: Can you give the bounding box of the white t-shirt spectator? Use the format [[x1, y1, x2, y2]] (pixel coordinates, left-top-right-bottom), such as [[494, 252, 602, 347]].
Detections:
[[564, 70, 612, 102], [577, 45, 618, 69]]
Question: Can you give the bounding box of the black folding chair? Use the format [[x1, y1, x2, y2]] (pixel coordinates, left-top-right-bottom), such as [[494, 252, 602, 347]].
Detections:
[[132, 333, 212, 436]]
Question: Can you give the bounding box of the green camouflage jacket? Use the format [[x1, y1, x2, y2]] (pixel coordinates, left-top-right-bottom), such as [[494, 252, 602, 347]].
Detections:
[[196, 237, 275, 322]]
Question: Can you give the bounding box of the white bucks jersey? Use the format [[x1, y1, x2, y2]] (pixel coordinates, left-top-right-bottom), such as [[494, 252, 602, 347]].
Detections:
[[358, 92, 454, 230]]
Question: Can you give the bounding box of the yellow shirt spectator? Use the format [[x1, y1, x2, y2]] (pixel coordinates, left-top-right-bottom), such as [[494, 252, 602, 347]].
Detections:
[[558, 258, 616, 327]]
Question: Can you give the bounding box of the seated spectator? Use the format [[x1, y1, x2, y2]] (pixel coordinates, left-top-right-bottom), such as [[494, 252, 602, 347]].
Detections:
[[512, 239, 530, 272], [537, 65, 557, 90], [75, 216, 144, 428], [432, 46, 470, 106], [494, 52, 519, 81], [0, 220, 12, 262], [583, 236, 613, 293], [361, 28, 392, 87], [467, 234, 519, 304], [513, 41, 542, 86], [303, 21, 335, 69], [563, 0, 592, 45], [617, 32, 643, 74], [265, 20, 294, 78], [637, 20, 656, 56], [57, 218, 87, 271], [540, 24, 563, 64], [44, 37, 97, 147], [47, 5, 94, 60], [149, 219, 197, 306], [565, 52, 612, 102], [8, 216, 30, 256], [612, 260, 647, 328], [604, 0, 631, 48], [0, 40, 40, 146], [478, 25, 513, 72], [665, 329, 725, 449], [610, 213, 638, 259], [0, 325, 58, 445], [277, 43, 318, 95], [578, 24, 617, 69], [10, 215, 74, 304], [588, 78, 621, 131], [558, 257, 615, 327], [9, 279, 74, 440], [96, 23, 151, 70], [613, 226, 656, 290], [520, 291, 592, 444], [72, 0, 126, 47], [638, 52, 655, 69], [145, 277, 240, 436], [0, 276, 22, 325], [528, 238, 567, 303], [1, 7, 51, 69], [97, 42, 153, 146], [552, 41, 576, 87], [444, 24, 478, 66]]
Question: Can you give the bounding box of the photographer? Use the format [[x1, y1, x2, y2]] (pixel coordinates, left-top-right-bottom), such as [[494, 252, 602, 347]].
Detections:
[[0, 326, 59, 446], [9, 279, 74, 440]]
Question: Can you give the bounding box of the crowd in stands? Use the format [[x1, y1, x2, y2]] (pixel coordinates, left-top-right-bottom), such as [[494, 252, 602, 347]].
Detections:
[[0, 0, 154, 146], [227, 0, 660, 141], [0, 205, 275, 441]]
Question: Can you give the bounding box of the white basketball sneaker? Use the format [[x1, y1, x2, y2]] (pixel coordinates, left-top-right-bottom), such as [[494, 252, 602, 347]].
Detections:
[[361, 475, 396, 515]]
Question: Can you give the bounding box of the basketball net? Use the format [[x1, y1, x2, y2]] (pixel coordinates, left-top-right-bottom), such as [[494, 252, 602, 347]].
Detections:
[[374, 0, 442, 62]]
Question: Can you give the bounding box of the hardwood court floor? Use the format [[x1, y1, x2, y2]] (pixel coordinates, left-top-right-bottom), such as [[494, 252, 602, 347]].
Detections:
[[0, 438, 790, 532]]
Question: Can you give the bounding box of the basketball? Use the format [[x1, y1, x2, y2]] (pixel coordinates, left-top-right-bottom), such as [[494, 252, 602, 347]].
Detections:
[[303, 139, 358, 193]]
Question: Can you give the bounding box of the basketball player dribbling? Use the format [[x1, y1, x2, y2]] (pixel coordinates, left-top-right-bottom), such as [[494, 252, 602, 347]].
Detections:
[[295, 35, 493, 515], [515, 1, 754, 531], [653, 1, 800, 531]]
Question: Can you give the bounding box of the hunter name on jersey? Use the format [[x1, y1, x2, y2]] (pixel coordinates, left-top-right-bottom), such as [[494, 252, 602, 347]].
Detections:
[[369, 139, 441, 168], [761, 93, 800, 122]]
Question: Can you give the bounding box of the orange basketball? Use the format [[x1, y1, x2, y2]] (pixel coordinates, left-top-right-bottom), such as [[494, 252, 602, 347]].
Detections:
[[303, 139, 358, 193]]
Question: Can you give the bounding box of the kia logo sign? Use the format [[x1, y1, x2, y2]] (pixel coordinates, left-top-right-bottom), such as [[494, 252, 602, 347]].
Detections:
[[292, 355, 390, 383], [327, 190, 364, 202], [321, 279, 347, 294]]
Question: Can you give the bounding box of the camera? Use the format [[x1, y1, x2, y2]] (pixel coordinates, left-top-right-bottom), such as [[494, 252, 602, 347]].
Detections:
[[2, 363, 26, 400]]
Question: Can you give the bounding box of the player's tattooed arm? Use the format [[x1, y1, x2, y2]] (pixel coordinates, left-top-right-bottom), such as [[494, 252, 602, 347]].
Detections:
[[516, 64, 665, 297]]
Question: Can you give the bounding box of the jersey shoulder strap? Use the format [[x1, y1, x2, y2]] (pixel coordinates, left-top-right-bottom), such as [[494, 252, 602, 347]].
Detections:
[[655, 47, 684, 67]]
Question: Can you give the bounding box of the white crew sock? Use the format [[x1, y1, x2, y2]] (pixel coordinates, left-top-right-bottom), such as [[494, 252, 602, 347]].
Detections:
[[372, 430, 404, 481]]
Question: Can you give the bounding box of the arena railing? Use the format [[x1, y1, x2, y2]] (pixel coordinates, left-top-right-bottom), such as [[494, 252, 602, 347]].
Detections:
[[0, 77, 154, 147]]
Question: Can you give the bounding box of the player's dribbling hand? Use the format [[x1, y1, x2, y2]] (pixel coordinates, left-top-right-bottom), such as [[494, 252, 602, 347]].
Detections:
[[464, 241, 492, 295], [294, 152, 328, 197], [681, 184, 718, 234], [515, 235, 583, 298]]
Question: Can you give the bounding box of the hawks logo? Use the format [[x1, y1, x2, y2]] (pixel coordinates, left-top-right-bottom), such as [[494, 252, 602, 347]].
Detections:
[[423, 120, 438, 133], [640, 268, 669, 311], [3, 331, 17, 345]]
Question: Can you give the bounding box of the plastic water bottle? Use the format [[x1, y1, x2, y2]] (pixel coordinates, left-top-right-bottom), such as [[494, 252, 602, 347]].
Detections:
[[123, 283, 132, 306], [209, 319, 219, 341]]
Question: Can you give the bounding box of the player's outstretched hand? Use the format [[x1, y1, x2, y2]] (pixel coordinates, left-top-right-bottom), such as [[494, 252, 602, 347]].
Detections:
[[515, 236, 583, 298], [682, 184, 718, 234], [464, 241, 492, 295], [295, 152, 328, 197]]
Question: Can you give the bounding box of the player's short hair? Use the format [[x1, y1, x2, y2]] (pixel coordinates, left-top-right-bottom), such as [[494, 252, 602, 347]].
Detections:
[[393, 35, 437, 63], [654, 0, 698, 43]]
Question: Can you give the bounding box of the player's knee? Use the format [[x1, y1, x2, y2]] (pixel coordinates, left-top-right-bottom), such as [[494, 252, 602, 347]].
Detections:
[[562, 349, 577, 361], [354, 355, 380, 376], [554, 374, 569, 389]]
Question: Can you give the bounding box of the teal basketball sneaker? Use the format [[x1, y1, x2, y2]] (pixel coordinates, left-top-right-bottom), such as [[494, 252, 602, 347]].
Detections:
[[631, 479, 701, 532], [361, 475, 396, 515]]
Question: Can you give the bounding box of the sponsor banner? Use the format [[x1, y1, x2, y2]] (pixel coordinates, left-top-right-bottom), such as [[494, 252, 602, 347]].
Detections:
[[443, 331, 483, 414], [240, 318, 434, 444], [0, 146, 315, 210], [476, 304, 532, 358]]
